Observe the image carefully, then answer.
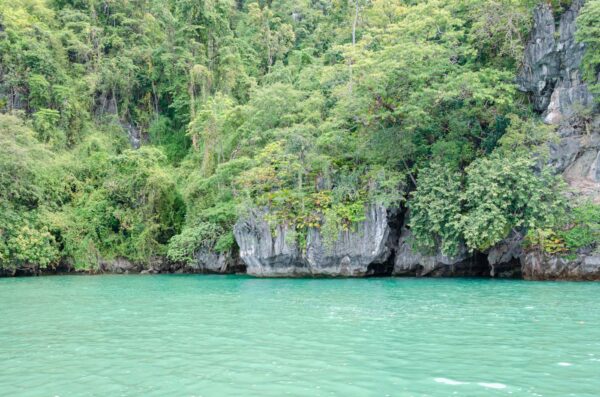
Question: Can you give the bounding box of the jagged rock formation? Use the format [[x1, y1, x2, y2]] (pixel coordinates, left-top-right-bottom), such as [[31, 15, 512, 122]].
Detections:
[[99, 253, 243, 275], [522, 252, 600, 280], [517, 0, 595, 124], [233, 205, 393, 277], [99, 258, 140, 274], [516, 0, 599, 200], [392, 226, 488, 277], [517, 4, 559, 113], [558, 117, 600, 202], [233, 210, 302, 276], [305, 205, 392, 276], [486, 232, 523, 278], [190, 248, 245, 274], [505, 0, 599, 280]]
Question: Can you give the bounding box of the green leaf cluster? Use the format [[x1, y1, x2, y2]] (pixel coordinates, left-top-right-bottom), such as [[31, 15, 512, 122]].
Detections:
[[576, 0, 600, 96], [410, 153, 566, 255], [0, 0, 583, 270]]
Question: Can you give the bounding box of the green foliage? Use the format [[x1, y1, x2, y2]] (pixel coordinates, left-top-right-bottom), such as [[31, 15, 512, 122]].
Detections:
[[408, 163, 464, 255], [526, 229, 568, 255], [410, 153, 566, 255], [0, 0, 580, 270], [460, 154, 565, 252], [576, 0, 600, 96], [0, 114, 66, 270], [58, 147, 185, 267], [6, 226, 59, 270], [167, 222, 222, 265], [33, 108, 62, 145], [528, 202, 600, 255], [0, 114, 52, 207], [562, 203, 600, 251], [469, 0, 532, 67], [496, 114, 557, 158]]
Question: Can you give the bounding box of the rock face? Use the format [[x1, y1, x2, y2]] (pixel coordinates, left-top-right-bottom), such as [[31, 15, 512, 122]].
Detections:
[[189, 248, 245, 274], [558, 119, 600, 202], [520, 0, 600, 204], [99, 258, 140, 274], [522, 252, 600, 280], [499, 0, 600, 281], [392, 228, 488, 277], [233, 205, 392, 277], [97, 251, 243, 274], [233, 210, 303, 276], [305, 205, 392, 276], [517, 3, 559, 113], [486, 232, 523, 278], [518, 0, 595, 124]]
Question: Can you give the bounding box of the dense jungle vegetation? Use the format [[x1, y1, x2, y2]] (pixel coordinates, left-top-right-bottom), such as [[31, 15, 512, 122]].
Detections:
[[0, 0, 598, 271]]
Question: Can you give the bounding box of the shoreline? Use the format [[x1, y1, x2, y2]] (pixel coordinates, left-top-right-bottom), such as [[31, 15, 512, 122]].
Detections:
[[2, 268, 598, 281]]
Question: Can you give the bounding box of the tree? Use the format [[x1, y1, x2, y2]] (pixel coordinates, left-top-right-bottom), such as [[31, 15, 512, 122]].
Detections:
[[409, 153, 565, 255]]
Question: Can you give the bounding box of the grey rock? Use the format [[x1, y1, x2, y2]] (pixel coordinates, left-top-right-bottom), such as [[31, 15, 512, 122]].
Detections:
[[545, 0, 595, 124], [589, 150, 600, 182], [528, 0, 600, 204], [233, 205, 392, 277], [99, 258, 139, 274], [0, 267, 17, 277], [522, 252, 600, 280], [549, 135, 590, 174], [392, 228, 486, 277], [122, 122, 142, 149], [582, 255, 600, 274], [518, 0, 594, 123], [305, 205, 391, 276], [517, 3, 559, 112], [487, 232, 523, 278], [559, 124, 600, 203], [234, 209, 303, 276], [189, 248, 244, 274]]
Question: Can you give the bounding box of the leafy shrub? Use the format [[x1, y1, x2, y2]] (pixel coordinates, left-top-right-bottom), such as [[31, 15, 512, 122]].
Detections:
[[6, 226, 59, 269], [408, 163, 464, 256], [410, 153, 565, 255], [561, 203, 600, 252], [167, 222, 222, 265], [576, 0, 600, 95]]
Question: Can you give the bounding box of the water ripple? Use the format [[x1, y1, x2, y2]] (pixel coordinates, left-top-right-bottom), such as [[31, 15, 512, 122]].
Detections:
[[1, 276, 599, 396]]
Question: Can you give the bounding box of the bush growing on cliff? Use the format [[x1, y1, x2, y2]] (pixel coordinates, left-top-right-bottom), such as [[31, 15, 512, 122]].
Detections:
[[167, 222, 223, 266], [576, 0, 600, 95], [410, 153, 565, 255], [56, 148, 186, 268], [408, 163, 464, 256], [528, 202, 600, 255], [0, 114, 66, 270], [0, 0, 585, 270], [460, 154, 565, 251], [562, 203, 600, 252]]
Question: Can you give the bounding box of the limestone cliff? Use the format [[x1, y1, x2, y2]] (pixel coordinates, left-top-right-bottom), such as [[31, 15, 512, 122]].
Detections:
[[393, 227, 488, 277], [233, 205, 393, 277], [517, 0, 595, 124], [511, 0, 599, 280]]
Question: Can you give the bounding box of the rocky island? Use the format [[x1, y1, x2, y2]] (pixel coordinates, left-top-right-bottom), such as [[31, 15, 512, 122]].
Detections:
[[0, 0, 598, 280]]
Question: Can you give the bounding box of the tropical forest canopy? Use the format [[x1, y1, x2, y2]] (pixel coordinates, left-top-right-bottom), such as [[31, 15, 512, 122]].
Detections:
[[0, 0, 598, 271]]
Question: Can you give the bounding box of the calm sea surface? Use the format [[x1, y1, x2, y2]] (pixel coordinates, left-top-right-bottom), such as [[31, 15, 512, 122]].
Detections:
[[1, 275, 599, 396]]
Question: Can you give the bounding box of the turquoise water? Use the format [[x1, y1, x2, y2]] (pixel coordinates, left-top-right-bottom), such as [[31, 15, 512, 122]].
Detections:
[[1, 276, 599, 396]]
